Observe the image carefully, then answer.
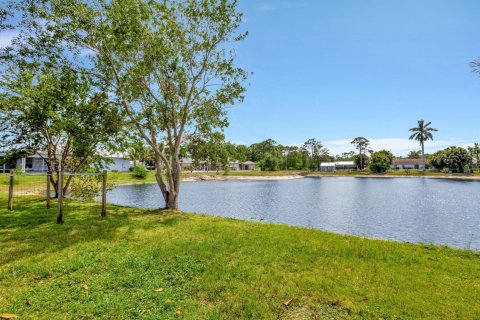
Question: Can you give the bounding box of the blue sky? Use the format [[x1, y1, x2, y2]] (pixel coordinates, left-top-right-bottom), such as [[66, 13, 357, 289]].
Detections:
[[224, 0, 480, 155], [1, 1, 479, 156]]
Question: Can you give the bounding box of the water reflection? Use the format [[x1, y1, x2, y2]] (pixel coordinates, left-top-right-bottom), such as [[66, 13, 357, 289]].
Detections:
[[107, 177, 480, 250]]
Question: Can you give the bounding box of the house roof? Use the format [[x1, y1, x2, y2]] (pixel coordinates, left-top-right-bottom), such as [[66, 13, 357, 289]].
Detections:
[[393, 159, 425, 165], [242, 161, 256, 165], [321, 161, 355, 167], [321, 162, 336, 167], [335, 161, 355, 166]]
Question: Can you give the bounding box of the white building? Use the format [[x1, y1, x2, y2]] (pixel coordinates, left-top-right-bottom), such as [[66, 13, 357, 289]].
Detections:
[[320, 161, 356, 172], [6, 152, 132, 173], [391, 159, 426, 170]]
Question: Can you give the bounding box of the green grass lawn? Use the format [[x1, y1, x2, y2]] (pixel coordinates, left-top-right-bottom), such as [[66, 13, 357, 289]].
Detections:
[[1, 197, 479, 319]]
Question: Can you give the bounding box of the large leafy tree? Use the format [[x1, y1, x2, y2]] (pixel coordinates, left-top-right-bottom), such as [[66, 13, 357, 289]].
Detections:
[[369, 150, 393, 173], [429, 147, 471, 173], [13, 0, 248, 209], [409, 119, 437, 164], [351, 137, 370, 170], [0, 65, 121, 196]]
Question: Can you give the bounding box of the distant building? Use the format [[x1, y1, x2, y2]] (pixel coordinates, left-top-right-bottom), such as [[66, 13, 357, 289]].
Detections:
[[179, 158, 256, 171], [2, 152, 132, 173], [320, 161, 356, 172], [391, 159, 426, 170], [240, 161, 256, 171]]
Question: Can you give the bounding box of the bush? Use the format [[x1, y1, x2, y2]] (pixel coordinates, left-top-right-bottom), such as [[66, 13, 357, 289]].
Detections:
[[70, 175, 101, 201], [10, 169, 25, 175], [369, 150, 393, 173], [132, 165, 148, 179], [429, 147, 472, 173], [441, 168, 450, 174]]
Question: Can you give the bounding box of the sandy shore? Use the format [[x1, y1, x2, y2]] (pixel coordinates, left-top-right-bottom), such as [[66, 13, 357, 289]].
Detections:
[[182, 174, 305, 182], [306, 174, 480, 181]]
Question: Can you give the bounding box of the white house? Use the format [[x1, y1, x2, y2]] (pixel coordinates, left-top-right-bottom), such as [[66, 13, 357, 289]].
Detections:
[[320, 161, 356, 172], [4, 151, 132, 173], [391, 159, 426, 170]]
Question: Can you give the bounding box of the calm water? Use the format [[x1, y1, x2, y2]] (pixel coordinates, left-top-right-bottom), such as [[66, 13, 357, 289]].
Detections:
[[107, 177, 480, 250]]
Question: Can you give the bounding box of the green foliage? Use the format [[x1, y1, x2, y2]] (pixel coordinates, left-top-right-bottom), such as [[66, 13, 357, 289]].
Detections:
[[9, 0, 248, 209], [133, 165, 148, 179], [10, 169, 25, 175], [303, 138, 332, 171], [409, 119, 438, 161], [69, 175, 102, 201], [128, 141, 152, 167], [351, 137, 370, 170], [369, 150, 394, 173], [429, 147, 472, 173], [0, 63, 122, 199], [353, 154, 369, 170], [258, 152, 282, 171], [468, 143, 480, 170], [407, 150, 422, 159]]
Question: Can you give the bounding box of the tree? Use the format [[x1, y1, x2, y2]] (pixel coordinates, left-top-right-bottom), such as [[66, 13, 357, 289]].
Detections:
[[0, 64, 121, 198], [303, 138, 331, 171], [429, 147, 472, 173], [128, 140, 152, 168], [351, 137, 370, 170], [17, 0, 248, 209], [186, 132, 229, 172], [369, 150, 393, 173], [409, 119, 437, 164], [468, 143, 480, 170], [407, 150, 422, 159], [258, 153, 281, 171], [353, 154, 369, 170], [471, 59, 480, 75]]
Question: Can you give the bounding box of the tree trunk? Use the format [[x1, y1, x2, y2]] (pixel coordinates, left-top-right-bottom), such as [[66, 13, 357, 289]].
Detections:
[[154, 154, 181, 211], [421, 141, 425, 166]]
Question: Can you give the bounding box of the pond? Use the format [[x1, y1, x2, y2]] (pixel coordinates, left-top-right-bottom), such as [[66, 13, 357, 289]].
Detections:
[[107, 177, 480, 250]]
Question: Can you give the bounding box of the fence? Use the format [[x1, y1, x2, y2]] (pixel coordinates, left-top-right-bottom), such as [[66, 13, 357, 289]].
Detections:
[[1, 171, 108, 224]]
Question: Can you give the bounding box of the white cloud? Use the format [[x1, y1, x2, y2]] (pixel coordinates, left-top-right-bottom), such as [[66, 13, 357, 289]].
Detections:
[[322, 138, 474, 157], [0, 31, 18, 48]]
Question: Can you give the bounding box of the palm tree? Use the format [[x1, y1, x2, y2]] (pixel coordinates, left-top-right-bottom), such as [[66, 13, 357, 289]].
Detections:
[[409, 119, 438, 164]]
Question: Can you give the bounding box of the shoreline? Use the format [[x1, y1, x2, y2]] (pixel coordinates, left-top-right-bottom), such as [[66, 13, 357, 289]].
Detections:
[[114, 172, 480, 186], [181, 174, 305, 182], [306, 173, 480, 181]]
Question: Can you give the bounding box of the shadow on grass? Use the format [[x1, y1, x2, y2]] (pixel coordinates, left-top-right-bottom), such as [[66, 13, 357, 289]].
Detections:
[[0, 196, 173, 266]]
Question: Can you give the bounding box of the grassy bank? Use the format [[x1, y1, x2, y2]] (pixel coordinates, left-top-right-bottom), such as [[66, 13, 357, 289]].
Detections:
[[1, 198, 479, 319]]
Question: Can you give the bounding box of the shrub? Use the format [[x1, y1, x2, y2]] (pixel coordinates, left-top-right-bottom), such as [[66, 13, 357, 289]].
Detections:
[[369, 150, 394, 173], [70, 175, 101, 201], [10, 169, 25, 175], [133, 165, 148, 179], [441, 168, 450, 174], [429, 147, 472, 173]]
